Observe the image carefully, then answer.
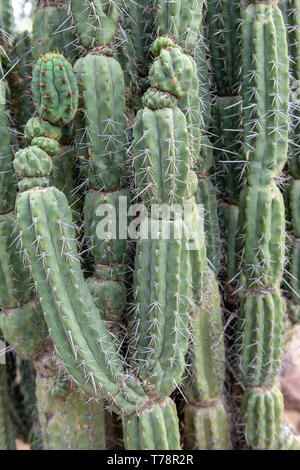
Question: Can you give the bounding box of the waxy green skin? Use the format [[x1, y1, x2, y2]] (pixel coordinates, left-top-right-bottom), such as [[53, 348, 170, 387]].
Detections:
[[177, 57, 201, 162], [206, 1, 244, 289], [84, 189, 129, 265], [32, 53, 78, 125], [14, 183, 146, 411], [149, 46, 194, 99], [14, 52, 147, 420], [8, 31, 34, 145], [70, 7, 187, 448], [50, 145, 82, 223], [220, 203, 239, 287], [123, 399, 180, 450], [183, 202, 225, 402], [74, 54, 127, 191], [32, 6, 78, 62], [235, 2, 289, 449], [279, 1, 300, 323], [131, 217, 191, 398], [280, 0, 300, 178], [195, 177, 221, 276], [211, 96, 243, 281], [71, 0, 122, 49], [145, 16, 228, 449], [243, 4, 289, 177], [0, 213, 32, 308], [206, 0, 243, 96], [118, 0, 154, 91], [155, 0, 203, 54], [133, 105, 197, 208], [131, 34, 226, 449], [235, 291, 284, 387], [213, 96, 243, 205], [0, 79, 16, 214], [240, 386, 284, 450], [36, 374, 106, 450], [184, 398, 231, 450], [238, 184, 285, 290], [0, 301, 47, 361], [0, 0, 14, 47]]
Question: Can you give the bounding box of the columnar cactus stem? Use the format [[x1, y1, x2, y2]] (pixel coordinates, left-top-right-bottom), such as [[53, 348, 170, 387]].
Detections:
[[0, 0, 14, 51], [5, 52, 116, 449], [279, 1, 300, 324], [143, 1, 230, 449], [8, 32, 34, 147], [32, 2, 78, 62], [206, 0, 244, 291], [235, 0, 291, 449]]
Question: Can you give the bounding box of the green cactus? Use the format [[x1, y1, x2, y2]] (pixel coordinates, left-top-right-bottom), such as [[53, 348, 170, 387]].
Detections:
[[36, 374, 106, 450], [8, 31, 34, 146], [0, 0, 298, 452], [117, 0, 154, 111], [0, 52, 107, 450], [74, 54, 127, 191], [240, 385, 284, 450], [206, 0, 243, 96], [235, 0, 290, 449], [0, 77, 16, 214], [31, 53, 78, 125], [205, 0, 244, 290], [184, 398, 231, 450], [0, 302, 48, 362], [154, 0, 203, 54], [123, 399, 180, 450], [32, 5, 78, 62], [71, 0, 122, 49], [279, 1, 300, 323], [0, 0, 14, 50]]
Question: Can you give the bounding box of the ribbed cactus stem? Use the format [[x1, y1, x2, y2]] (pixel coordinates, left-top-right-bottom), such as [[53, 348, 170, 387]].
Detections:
[[234, 1, 289, 449], [279, 0, 300, 323]]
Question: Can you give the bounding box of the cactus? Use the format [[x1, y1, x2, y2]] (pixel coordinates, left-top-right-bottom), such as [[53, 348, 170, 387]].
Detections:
[[205, 0, 244, 289], [0, 0, 14, 51], [0, 0, 298, 451], [8, 32, 34, 146], [234, 0, 290, 449], [184, 398, 231, 450], [32, 4, 78, 62], [279, 1, 300, 323], [240, 385, 283, 450], [36, 373, 106, 450]]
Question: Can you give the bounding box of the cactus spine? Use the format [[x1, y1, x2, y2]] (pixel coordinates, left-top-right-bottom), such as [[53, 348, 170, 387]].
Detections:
[[235, 0, 289, 449]]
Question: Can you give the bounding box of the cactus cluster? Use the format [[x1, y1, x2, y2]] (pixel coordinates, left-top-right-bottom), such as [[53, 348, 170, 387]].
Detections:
[[0, 0, 300, 451]]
